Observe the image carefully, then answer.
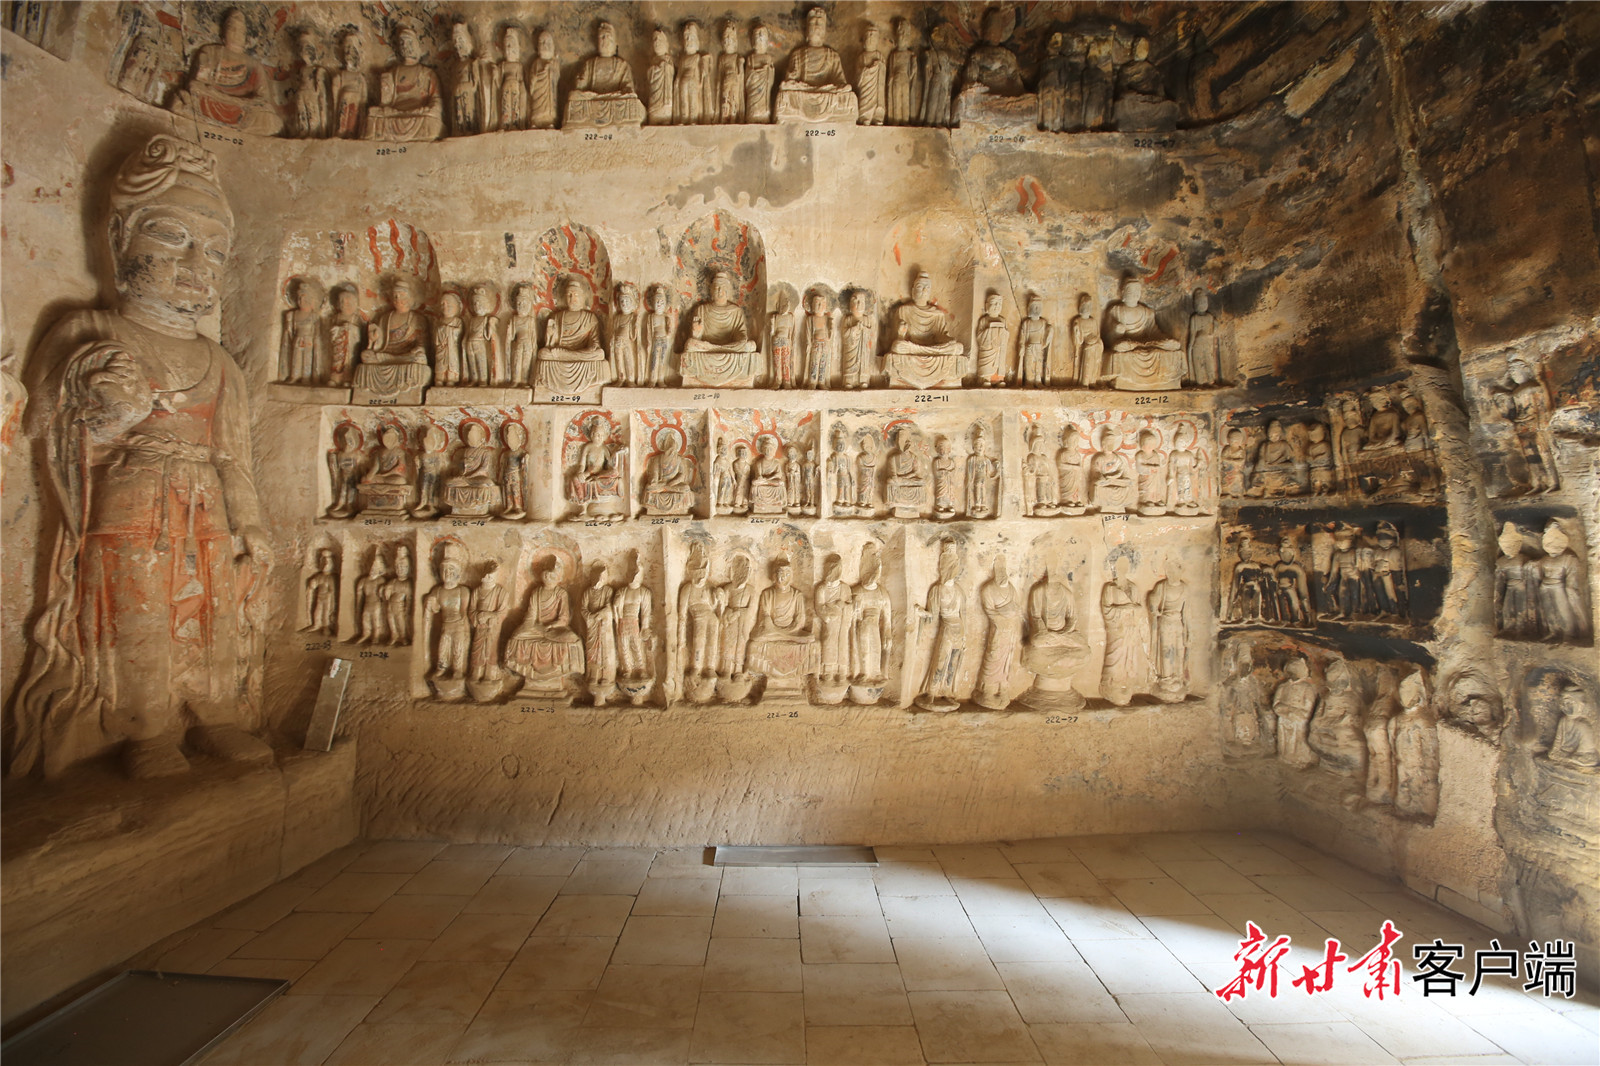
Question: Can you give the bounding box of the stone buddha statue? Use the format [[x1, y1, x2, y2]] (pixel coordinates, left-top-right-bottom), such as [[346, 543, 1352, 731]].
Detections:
[[886, 426, 928, 517], [444, 421, 502, 517], [747, 559, 817, 694], [1087, 425, 1135, 513], [1021, 565, 1090, 708], [566, 20, 646, 128], [748, 435, 787, 515], [568, 415, 626, 522], [172, 9, 284, 137], [1247, 420, 1308, 497], [1104, 278, 1184, 390], [679, 271, 760, 387], [355, 276, 432, 403], [364, 24, 444, 142], [536, 279, 611, 396], [775, 7, 859, 123], [885, 272, 966, 388], [359, 424, 413, 515], [505, 562, 585, 696], [641, 427, 695, 515]]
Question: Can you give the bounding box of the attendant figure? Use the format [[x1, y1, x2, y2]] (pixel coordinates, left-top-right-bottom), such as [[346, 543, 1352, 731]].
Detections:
[[1490, 358, 1558, 492], [920, 24, 959, 127], [1022, 425, 1058, 516], [1134, 428, 1167, 514], [932, 436, 959, 518], [384, 548, 414, 645], [965, 424, 1000, 518], [745, 22, 776, 122], [675, 21, 710, 125], [731, 443, 752, 514], [446, 21, 488, 136], [840, 290, 875, 389], [1186, 289, 1219, 385], [677, 552, 722, 681], [616, 562, 655, 686], [769, 292, 796, 388], [804, 292, 833, 389], [331, 33, 367, 138], [411, 424, 450, 519], [647, 29, 675, 125], [326, 429, 365, 521], [814, 557, 854, 684], [1494, 523, 1538, 638], [857, 25, 887, 125], [1167, 423, 1207, 514], [1071, 294, 1103, 384], [1018, 296, 1051, 386], [887, 19, 921, 126], [608, 284, 643, 386], [279, 278, 325, 384], [464, 284, 502, 385], [1036, 33, 1072, 132], [1099, 556, 1147, 706], [528, 30, 560, 129], [292, 30, 330, 139], [784, 447, 804, 513], [1147, 571, 1188, 703], [829, 426, 855, 515], [855, 432, 880, 514], [424, 544, 473, 687], [499, 26, 529, 130], [1273, 658, 1320, 770], [304, 549, 338, 635], [711, 440, 736, 515], [506, 285, 538, 385], [468, 563, 510, 687], [1391, 673, 1439, 817], [327, 286, 363, 385], [355, 553, 390, 645], [500, 421, 529, 520], [974, 292, 1009, 386], [582, 564, 619, 704], [915, 545, 967, 711], [719, 556, 755, 677], [646, 285, 673, 385], [1537, 522, 1590, 642], [975, 557, 1024, 709], [433, 291, 465, 386], [1364, 669, 1400, 805], [851, 549, 893, 697], [717, 20, 745, 123]]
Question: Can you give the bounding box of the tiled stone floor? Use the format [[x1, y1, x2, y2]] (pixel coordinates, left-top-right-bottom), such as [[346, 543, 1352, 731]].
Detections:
[[138, 831, 1597, 1065]]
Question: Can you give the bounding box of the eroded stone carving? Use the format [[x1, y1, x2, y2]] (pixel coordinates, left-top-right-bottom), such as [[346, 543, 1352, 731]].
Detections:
[[803, 291, 835, 389], [433, 291, 465, 387], [680, 271, 759, 388], [886, 273, 965, 389], [464, 284, 504, 386], [915, 541, 967, 711], [674, 20, 713, 125], [616, 556, 657, 705], [1113, 37, 1178, 132], [776, 8, 858, 124], [608, 284, 643, 387], [332, 33, 367, 138], [292, 30, 331, 139], [467, 562, 512, 702], [1017, 295, 1052, 387], [327, 285, 363, 385], [355, 550, 390, 645], [582, 563, 620, 706], [813, 555, 853, 703], [172, 9, 283, 137], [1099, 555, 1149, 706], [647, 28, 675, 125], [887, 20, 921, 126], [677, 544, 721, 703], [1148, 570, 1188, 703], [974, 292, 1010, 387], [1546, 678, 1599, 770], [505, 556, 584, 697], [424, 540, 473, 701], [975, 556, 1023, 710], [1021, 564, 1088, 711], [447, 20, 497, 137], [359, 422, 414, 515], [500, 421, 529, 520], [412, 423, 449, 519], [356, 276, 431, 403], [965, 423, 1001, 519], [850, 544, 893, 705], [1273, 657, 1321, 770], [537, 278, 609, 396], [384, 546, 414, 646], [529, 30, 560, 130], [365, 23, 444, 142], [1392, 672, 1439, 817], [641, 426, 695, 516], [858, 25, 887, 126], [566, 21, 644, 129], [444, 419, 501, 518], [1490, 357, 1559, 493], [1104, 278, 1183, 390], [498, 27, 528, 131], [304, 547, 339, 636], [279, 277, 326, 384]]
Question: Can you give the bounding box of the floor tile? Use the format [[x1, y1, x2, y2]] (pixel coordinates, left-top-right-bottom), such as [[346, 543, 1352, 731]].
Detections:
[[583, 963, 703, 1028], [1129, 835, 1218, 863], [207, 956, 315, 982], [290, 937, 430, 996], [648, 847, 721, 879], [714, 894, 800, 939], [805, 1024, 925, 1064], [533, 894, 637, 937], [997, 840, 1083, 864], [968, 913, 1075, 963], [704, 937, 803, 992], [633, 875, 721, 916], [1247, 1020, 1400, 1064], [1040, 897, 1153, 940], [497, 935, 616, 992], [802, 962, 913, 1025], [1330, 996, 1505, 1060], [612, 914, 713, 966], [212, 880, 321, 931], [872, 845, 939, 862], [720, 866, 802, 895], [367, 959, 505, 1026], [1104, 877, 1212, 917], [1457, 1009, 1599, 1065], [1137, 913, 1258, 970], [423, 911, 537, 961], [152, 926, 255, 973], [569, 1025, 693, 1065], [295, 871, 410, 913], [951, 878, 1049, 916], [875, 862, 957, 897], [1012, 862, 1107, 899], [1069, 847, 1165, 880], [1114, 992, 1277, 1064], [1206, 843, 1310, 878], [1200, 891, 1334, 946], [884, 895, 978, 940], [895, 936, 1005, 991], [347, 840, 447, 874], [997, 960, 1125, 1024], [202, 993, 379, 1066], [447, 987, 591, 1063], [691, 991, 806, 1064], [800, 877, 883, 916], [1249, 873, 1369, 912], [907, 990, 1041, 1064], [498, 845, 587, 878], [1074, 938, 1204, 995], [282, 843, 366, 889], [561, 859, 651, 895], [464, 874, 566, 917], [401, 859, 501, 896], [348, 893, 467, 940], [435, 842, 515, 864], [799, 914, 896, 963], [934, 845, 1018, 879], [1187, 961, 1346, 1024], [1027, 1022, 1161, 1065], [1294, 855, 1401, 895], [232, 911, 365, 960], [1153, 860, 1260, 896], [584, 846, 660, 862], [325, 1021, 465, 1066]]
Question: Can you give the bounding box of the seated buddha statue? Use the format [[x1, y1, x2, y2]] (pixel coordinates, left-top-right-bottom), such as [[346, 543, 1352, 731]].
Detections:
[[568, 415, 625, 521], [1246, 420, 1308, 497], [363, 25, 444, 142], [359, 424, 413, 515], [1104, 278, 1184, 390], [1087, 425, 1135, 513], [885, 272, 966, 388], [1022, 566, 1090, 708], [354, 277, 432, 403], [641, 427, 695, 515], [444, 420, 501, 517], [172, 9, 284, 137], [678, 271, 760, 387], [504, 563, 585, 696], [747, 559, 818, 694], [748, 435, 788, 515], [885, 426, 928, 517], [775, 7, 859, 123], [565, 21, 645, 128], [536, 279, 611, 396]]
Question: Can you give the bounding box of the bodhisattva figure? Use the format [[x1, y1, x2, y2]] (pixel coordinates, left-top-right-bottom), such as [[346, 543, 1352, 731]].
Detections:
[[327, 286, 363, 385], [965, 424, 1000, 519], [840, 290, 876, 389], [1368, 521, 1407, 621], [1490, 358, 1559, 493], [1310, 659, 1367, 783], [444, 421, 501, 517], [748, 436, 787, 515], [1548, 680, 1599, 770], [279, 277, 325, 384], [646, 29, 675, 125], [850, 546, 893, 704], [915, 544, 967, 711], [467, 562, 511, 701], [1225, 536, 1269, 623], [674, 21, 713, 125], [886, 426, 927, 518], [829, 425, 856, 516], [1147, 570, 1188, 703], [1247, 420, 1307, 497], [1187, 289, 1219, 385], [1099, 555, 1148, 706], [1391, 673, 1439, 817], [331, 33, 367, 138], [1023, 425, 1058, 516], [528, 31, 560, 130], [784, 442, 803, 514], [423, 543, 473, 700], [1306, 423, 1336, 494], [172, 9, 284, 136], [412, 423, 450, 519], [975, 557, 1024, 710], [566, 20, 644, 129], [608, 284, 643, 386], [359, 423, 414, 515], [384, 547, 414, 645], [1057, 423, 1089, 513], [1335, 398, 1365, 491], [356, 276, 431, 403], [1538, 521, 1590, 643], [1363, 668, 1400, 806], [746, 23, 776, 122], [537, 279, 609, 395], [567, 417, 626, 522], [1088, 424, 1135, 514], [1071, 294, 1104, 385], [1017, 295, 1052, 386], [719, 555, 756, 682], [616, 561, 656, 704], [1272, 537, 1312, 628], [13, 135, 272, 779], [433, 291, 465, 386], [717, 20, 746, 123], [921, 24, 960, 128], [500, 421, 529, 520], [292, 30, 331, 139], [776, 7, 859, 123], [365, 24, 444, 142], [711, 439, 736, 515], [582, 564, 619, 705], [769, 292, 796, 388], [677, 548, 722, 700], [679, 271, 760, 387], [355, 552, 390, 645], [1400, 394, 1431, 456], [730, 443, 752, 514], [505, 560, 585, 697], [748, 559, 817, 695], [1135, 428, 1168, 515], [1221, 642, 1271, 757], [447, 20, 496, 136], [887, 19, 921, 126], [803, 450, 820, 515], [857, 25, 887, 125], [974, 292, 1010, 386], [498, 26, 529, 131], [855, 431, 881, 515], [1104, 278, 1183, 390], [646, 285, 673, 386], [814, 556, 854, 702], [1273, 657, 1320, 770], [1494, 523, 1538, 638], [803, 292, 834, 389], [506, 285, 538, 385], [932, 436, 959, 518], [464, 284, 503, 386], [1219, 428, 1249, 499], [1168, 423, 1207, 515], [886, 273, 966, 388], [641, 427, 695, 515], [304, 549, 339, 635]]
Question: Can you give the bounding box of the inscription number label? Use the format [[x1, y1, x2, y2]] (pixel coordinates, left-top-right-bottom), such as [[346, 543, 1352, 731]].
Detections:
[[1045, 715, 1079, 724], [1133, 395, 1171, 405]]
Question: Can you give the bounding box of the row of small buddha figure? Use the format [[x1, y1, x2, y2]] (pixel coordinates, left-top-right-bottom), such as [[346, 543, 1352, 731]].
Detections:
[[1218, 387, 1437, 501], [1220, 641, 1440, 819], [1021, 420, 1212, 518], [300, 544, 416, 647], [325, 417, 528, 522], [1222, 521, 1411, 631], [167, 8, 1182, 140], [282, 271, 1225, 395]]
